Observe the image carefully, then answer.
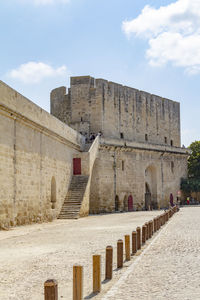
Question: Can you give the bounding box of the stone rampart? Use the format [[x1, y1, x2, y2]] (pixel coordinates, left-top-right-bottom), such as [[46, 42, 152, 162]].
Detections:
[[51, 76, 181, 147], [0, 81, 84, 228]]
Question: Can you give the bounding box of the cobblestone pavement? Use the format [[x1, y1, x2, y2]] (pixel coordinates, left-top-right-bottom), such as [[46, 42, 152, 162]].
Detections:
[[102, 207, 200, 300], [0, 210, 160, 300]]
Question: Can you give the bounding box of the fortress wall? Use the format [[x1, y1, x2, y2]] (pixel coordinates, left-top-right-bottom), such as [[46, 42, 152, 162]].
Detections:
[[89, 146, 188, 213], [93, 78, 180, 146], [50, 86, 71, 125], [0, 81, 84, 228], [51, 76, 181, 147]]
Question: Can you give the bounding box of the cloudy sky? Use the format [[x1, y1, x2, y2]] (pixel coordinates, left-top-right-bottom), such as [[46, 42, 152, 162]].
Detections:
[[1, 0, 199, 146]]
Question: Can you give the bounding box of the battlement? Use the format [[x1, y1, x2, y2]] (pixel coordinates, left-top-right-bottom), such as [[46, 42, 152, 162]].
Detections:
[[70, 76, 95, 87]]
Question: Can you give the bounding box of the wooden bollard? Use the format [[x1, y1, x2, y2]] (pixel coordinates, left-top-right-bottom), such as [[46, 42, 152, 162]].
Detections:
[[125, 235, 131, 261], [93, 255, 101, 293], [44, 279, 58, 300], [73, 265, 83, 300], [145, 222, 149, 240], [105, 246, 113, 280], [158, 217, 160, 229], [156, 217, 158, 230], [148, 222, 151, 238], [149, 221, 152, 238], [132, 231, 137, 255], [136, 227, 141, 250], [153, 218, 156, 232], [155, 217, 158, 231], [142, 225, 146, 244], [117, 239, 123, 268]]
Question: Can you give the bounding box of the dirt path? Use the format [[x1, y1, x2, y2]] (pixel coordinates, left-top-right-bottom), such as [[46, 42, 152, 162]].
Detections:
[[0, 211, 160, 300]]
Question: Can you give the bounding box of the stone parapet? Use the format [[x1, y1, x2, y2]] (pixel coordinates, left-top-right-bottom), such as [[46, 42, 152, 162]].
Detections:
[[100, 137, 189, 155]]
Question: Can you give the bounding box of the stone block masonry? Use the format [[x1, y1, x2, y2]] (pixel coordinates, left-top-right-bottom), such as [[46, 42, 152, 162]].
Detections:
[[0, 80, 85, 228], [0, 75, 189, 228], [51, 76, 188, 213], [51, 76, 181, 147]]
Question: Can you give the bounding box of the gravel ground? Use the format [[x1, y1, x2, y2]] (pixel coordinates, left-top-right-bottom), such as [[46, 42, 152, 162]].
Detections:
[[0, 211, 161, 300], [102, 207, 200, 300]]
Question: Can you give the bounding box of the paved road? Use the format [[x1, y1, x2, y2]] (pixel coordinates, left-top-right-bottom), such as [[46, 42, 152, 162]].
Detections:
[[102, 207, 200, 300]]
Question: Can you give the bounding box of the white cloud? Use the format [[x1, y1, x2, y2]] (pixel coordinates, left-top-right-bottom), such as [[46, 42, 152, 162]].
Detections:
[[8, 62, 67, 84], [122, 0, 200, 74]]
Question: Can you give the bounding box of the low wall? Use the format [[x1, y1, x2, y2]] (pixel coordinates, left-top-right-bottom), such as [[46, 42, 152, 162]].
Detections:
[[79, 136, 100, 216], [0, 81, 85, 228]]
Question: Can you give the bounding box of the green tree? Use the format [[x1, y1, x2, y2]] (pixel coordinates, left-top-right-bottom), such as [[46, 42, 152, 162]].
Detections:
[[188, 141, 200, 178], [181, 141, 200, 193]]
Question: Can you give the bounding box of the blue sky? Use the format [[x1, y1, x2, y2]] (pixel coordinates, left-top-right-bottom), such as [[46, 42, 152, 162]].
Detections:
[[0, 0, 199, 146]]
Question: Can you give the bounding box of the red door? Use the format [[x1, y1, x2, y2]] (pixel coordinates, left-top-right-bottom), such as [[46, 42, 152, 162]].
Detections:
[[128, 195, 133, 211], [73, 158, 81, 175]]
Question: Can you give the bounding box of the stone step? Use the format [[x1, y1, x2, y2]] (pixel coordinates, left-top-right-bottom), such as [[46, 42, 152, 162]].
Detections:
[[66, 195, 82, 197], [64, 199, 81, 203], [65, 200, 81, 203], [59, 212, 79, 215], [58, 175, 89, 220], [65, 196, 82, 200], [62, 204, 81, 206], [60, 210, 80, 212], [58, 216, 78, 219], [71, 179, 88, 183]]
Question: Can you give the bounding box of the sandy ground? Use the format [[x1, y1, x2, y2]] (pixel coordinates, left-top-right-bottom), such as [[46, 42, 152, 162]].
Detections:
[[102, 207, 200, 300], [0, 211, 161, 300]]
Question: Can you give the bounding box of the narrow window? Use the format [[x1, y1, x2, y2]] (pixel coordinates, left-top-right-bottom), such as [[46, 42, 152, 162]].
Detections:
[[120, 132, 124, 139], [145, 134, 148, 141], [81, 117, 83, 122], [170, 140, 173, 146], [171, 162, 174, 173], [51, 176, 56, 209], [122, 160, 125, 171], [164, 137, 167, 144]]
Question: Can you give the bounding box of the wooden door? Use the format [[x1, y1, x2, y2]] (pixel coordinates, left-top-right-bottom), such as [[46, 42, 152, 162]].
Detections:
[[73, 158, 81, 175], [128, 195, 133, 211]]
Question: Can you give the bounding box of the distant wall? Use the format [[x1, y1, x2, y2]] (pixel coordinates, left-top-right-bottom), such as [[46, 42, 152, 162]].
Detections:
[[89, 139, 188, 213], [0, 81, 84, 228], [51, 76, 181, 147]]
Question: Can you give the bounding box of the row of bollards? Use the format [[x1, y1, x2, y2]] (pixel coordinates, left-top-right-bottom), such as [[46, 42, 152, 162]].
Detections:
[[44, 206, 178, 300]]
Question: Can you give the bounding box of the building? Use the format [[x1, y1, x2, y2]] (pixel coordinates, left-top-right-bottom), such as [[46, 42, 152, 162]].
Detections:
[[0, 76, 188, 228], [51, 76, 188, 213]]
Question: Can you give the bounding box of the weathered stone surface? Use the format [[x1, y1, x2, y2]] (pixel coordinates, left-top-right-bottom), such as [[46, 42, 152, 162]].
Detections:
[[0, 75, 189, 228], [0, 80, 85, 228]]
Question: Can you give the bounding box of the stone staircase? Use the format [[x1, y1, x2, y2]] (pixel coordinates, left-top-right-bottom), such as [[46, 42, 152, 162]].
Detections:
[[58, 175, 89, 219]]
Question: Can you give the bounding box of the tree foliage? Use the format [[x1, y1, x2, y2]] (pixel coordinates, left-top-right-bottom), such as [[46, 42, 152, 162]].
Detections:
[[188, 141, 200, 178], [181, 141, 200, 193]]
